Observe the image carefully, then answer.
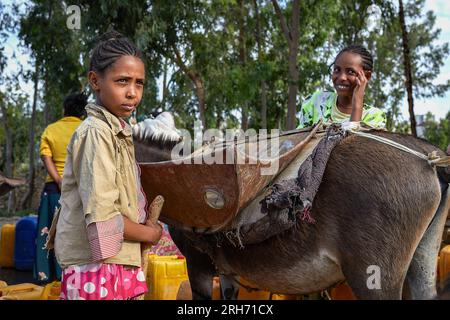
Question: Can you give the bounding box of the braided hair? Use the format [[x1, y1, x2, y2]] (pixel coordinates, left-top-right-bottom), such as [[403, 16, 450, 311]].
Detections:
[[89, 30, 143, 74], [334, 44, 373, 72], [63, 92, 88, 118]]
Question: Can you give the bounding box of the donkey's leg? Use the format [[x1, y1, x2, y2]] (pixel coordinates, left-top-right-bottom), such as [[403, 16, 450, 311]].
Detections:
[[342, 264, 404, 299], [219, 274, 239, 300], [185, 248, 216, 300], [169, 227, 216, 300], [404, 186, 450, 300]]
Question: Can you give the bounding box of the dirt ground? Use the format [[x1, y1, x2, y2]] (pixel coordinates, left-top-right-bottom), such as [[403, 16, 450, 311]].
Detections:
[[0, 268, 37, 286]]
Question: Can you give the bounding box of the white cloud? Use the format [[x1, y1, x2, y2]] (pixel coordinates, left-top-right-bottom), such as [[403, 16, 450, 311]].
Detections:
[[424, 0, 450, 14], [423, 1, 450, 47], [435, 71, 450, 84]]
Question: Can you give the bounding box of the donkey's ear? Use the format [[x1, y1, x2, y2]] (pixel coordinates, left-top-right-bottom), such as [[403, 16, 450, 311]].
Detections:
[[156, 112, 177, 130]]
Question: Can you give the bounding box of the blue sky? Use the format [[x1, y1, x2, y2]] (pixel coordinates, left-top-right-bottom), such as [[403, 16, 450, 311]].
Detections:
[[1, 1, 449, 121]]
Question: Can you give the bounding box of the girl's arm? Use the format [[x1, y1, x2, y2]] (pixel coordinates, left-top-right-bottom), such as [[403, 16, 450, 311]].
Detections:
[[41, 155, 62, 189], [123, 216, 162, 245]]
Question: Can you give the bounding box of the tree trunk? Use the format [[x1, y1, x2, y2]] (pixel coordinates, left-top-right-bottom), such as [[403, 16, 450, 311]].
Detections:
[[21, 63, 39, 209], [43, 75, 50, 127], [0, 99, 15, 213], [238, 0, 248, 130], [398, 0, 417, 137], [43, 2, 54, 127], [260, 81, 267, 129], [272, 0, 300, 130], [192, 76, 206, 128], [172, 46, 206, 128], [161, 57, 168, 110], [253, 0, 268, 129]]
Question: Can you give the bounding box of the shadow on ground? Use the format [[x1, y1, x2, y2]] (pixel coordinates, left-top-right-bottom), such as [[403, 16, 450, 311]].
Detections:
[[0, 268, 39, 286]]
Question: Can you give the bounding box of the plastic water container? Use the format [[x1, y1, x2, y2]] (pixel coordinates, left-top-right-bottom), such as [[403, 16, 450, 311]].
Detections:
[[329, 282, 356, 300], [0, 283, 43, 300], [40, 281, 61, 300], [13, 216, 38, 271], [145, 254, 189, 300], [0, 224, 16, 268], [270, 293, 299, 300], [212, 276, 221, 300], [439, 245, 450, 289]]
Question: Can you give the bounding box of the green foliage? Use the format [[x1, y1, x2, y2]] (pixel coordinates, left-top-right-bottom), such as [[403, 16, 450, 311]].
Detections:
[[1, 0, 449, 212], [0, 86, 32, 174], [423, 111, 450, 151], [19, 0, 85, 123]]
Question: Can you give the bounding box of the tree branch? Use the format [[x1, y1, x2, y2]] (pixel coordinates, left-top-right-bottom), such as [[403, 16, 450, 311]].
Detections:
[[271, 0, 291, 43], [291, 0, 300, 44]]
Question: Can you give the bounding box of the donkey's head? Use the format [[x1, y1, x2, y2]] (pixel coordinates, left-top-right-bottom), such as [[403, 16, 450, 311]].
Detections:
[[133, 112, 183, 163]]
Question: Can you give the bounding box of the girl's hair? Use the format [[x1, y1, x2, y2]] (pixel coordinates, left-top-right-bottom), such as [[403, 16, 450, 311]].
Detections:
[[334, 44, 374, 72], [89, 30, 143, 74], [63, 92, 88, 118]]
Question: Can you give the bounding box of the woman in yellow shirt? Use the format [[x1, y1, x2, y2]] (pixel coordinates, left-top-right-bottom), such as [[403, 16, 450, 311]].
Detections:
[[34, 93, 87, 284]]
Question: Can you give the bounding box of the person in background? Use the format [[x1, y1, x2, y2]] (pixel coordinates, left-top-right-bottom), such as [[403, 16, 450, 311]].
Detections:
[[34, 92, 87, 283]]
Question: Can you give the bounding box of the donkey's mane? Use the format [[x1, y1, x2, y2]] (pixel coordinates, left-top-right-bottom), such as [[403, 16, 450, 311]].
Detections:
[[133, 112, 182, 150]]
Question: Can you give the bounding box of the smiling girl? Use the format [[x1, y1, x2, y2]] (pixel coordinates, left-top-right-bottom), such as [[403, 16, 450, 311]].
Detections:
[[297, 45, 386, 129]]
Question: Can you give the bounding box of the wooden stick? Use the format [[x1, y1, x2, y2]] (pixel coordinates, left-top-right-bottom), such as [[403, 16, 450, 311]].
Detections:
[[139, 195, 164, 300]]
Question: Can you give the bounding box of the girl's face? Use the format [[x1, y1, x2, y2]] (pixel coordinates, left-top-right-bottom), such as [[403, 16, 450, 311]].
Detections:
[[331, 52, 370, 97], [89, 55, 145, 118]]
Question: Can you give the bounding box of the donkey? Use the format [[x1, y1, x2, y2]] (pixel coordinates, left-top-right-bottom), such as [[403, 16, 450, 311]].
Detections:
[[133, 114, 450, 300]]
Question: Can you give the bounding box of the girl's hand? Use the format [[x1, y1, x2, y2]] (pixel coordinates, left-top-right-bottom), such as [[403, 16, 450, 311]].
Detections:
[[350, 70, 368, 122], [144, 220, 163, 245], [140, 221, 162, 268], [353, 70, 368, 104]]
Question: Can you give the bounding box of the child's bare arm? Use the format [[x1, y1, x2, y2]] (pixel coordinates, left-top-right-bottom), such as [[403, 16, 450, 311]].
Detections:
[[123, 216, 162, 245], [42, 155, 62, 189]]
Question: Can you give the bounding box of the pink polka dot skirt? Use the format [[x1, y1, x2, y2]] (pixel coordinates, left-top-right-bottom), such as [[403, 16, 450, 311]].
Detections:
[[60, 263, 148, 300]]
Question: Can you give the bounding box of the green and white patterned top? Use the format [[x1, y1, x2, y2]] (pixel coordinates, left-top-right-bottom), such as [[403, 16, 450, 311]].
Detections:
[[297, 91, 386, 129]]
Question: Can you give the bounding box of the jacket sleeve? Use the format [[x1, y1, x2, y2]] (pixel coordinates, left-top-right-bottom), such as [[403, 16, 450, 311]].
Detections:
[[86, 216, 124, 261], [71, 126, 122, 225], [362, 108, 387, 129], [297, 94, 316, 129]]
